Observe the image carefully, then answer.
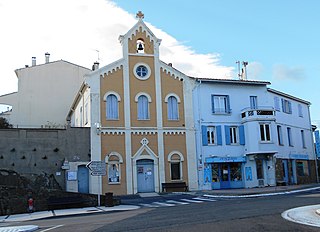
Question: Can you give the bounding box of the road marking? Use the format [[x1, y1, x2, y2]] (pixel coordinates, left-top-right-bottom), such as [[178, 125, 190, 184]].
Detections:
[[181, 198, 204, 203], [140, 203, 160, 208], [153, 202, 176, 207], [193, 197, 217, 202], [166, 200, 189, 205], [39, 224, 64, 232]]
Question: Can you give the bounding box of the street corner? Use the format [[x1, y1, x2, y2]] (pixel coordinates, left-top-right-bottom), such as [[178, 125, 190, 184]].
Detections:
[[281, 204, 320, 228]]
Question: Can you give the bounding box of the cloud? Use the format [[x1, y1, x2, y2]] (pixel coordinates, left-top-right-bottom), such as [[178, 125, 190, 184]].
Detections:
[[272, 64, 306, 80], [0, 0, 233, 99]]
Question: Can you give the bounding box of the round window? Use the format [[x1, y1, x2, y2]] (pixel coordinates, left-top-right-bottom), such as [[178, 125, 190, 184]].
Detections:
[[136, 65, 148, 77], [133, 63, 151, 80]]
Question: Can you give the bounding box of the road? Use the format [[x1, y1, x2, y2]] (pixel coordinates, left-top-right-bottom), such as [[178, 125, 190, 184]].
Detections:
[[4, 190, 320, 231]]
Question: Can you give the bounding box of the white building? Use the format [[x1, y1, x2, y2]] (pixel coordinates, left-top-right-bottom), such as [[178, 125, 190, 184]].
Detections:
[[0, 54, 91, 128], [193, 78, 317, 190]]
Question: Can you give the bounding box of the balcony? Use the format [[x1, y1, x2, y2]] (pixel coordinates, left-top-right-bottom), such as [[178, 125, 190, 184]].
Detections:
[[241, 107, 275, 122]]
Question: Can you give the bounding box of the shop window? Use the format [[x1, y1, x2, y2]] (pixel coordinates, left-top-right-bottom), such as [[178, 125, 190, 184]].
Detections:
[[256, 159, 264, 179], [211, 164, 219, 182], [230, 163, 242, 181], [296, 161, 309, 176]]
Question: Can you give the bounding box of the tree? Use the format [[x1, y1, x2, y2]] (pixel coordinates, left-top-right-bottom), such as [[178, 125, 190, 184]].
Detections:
[[0, 117, 13, 129]]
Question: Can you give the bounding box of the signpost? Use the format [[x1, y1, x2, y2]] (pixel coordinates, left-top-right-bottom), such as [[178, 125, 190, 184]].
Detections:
[[86, 161, 106, 206]]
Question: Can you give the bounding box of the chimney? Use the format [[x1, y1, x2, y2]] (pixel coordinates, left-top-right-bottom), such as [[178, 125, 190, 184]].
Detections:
[[92, 61, 99, 71], [45, 52, 50, 63], [32, 57, 36, 66]]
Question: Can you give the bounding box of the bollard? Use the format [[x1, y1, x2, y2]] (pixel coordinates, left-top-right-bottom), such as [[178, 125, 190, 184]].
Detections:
[[105, 192, 114, 207]]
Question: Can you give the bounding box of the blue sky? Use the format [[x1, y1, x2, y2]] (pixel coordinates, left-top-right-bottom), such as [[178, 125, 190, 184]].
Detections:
[[114, 0, 320, 126], [0, 0, 319, 127]]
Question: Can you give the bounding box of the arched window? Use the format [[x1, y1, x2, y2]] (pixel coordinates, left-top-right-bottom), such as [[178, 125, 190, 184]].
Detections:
[[104, 92, 121, 120], [168, 152, 184, 181], [105, 152, 123, 184], [137, 95, 149, 120], [167, 96, 178, 120]]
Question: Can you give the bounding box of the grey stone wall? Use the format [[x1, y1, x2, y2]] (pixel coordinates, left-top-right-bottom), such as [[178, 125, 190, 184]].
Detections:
[[0, 127, 90, 189]]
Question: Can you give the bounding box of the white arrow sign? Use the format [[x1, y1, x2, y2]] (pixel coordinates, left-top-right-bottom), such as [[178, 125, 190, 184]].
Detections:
[[86, 161, 106, 176]]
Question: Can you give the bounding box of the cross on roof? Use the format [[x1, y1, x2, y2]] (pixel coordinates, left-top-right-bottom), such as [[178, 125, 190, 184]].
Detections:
[[136, 11, 144, 19]]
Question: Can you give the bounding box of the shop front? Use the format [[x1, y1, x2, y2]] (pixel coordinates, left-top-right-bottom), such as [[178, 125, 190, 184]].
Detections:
[[204, 156, 246, 189]]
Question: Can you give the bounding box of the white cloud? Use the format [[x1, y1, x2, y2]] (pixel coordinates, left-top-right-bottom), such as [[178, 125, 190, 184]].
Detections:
[[272, 64, 306, 80], [0, 0, 233, 100]]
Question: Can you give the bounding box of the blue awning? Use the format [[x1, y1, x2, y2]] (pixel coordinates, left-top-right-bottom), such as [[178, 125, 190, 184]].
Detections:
[[206, 156, 246, 163]]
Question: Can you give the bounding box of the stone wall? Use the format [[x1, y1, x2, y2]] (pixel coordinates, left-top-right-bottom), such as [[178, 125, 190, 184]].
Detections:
[[0, 127, 90, 189]]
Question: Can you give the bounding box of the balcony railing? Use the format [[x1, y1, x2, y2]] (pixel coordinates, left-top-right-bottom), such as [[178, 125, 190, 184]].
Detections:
[[241, 107, 275, 121]]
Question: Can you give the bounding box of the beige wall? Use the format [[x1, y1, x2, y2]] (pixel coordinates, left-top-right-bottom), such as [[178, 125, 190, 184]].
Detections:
[[100, 68, 125, 127], [101, 133, 127, 195], [160, 69, 185, 127], [131, 134, 158, 157], [129, 55, 157, 127], [163, 134, 188, 183], [128, 28, 154, 54]]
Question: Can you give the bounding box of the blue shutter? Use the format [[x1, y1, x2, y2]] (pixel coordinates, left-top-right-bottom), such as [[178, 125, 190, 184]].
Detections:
[[288, 101, 292, 114], [226, 96, 231, 113], [211, 95, 215, 113], [239, 125, 245, 145], [201, 126, 208, 146], [217, 125, 222, 145], [225, 125, 231, 145], [281, 98, 285, 112]]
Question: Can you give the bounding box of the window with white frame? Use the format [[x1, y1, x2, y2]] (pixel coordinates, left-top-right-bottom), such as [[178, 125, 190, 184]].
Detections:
[[207, 126, 216, 145], [106, 94, 119, 120], [168, 152, 184, 180], [301, 130, 306, 148], [250, 96, 258, 109], [282, 99, 292, 114], [212, 95, 231, 114], [137, 95, 149, 120], [260, 123, 271, 142], [106, 152, 123, 184], [274, 96, 280, 111], [167, 96, 179, 120], [277, 125, 283, 145], [287, 127, 293, 146], [298, 104, 303, 117], [79, 106, 83, 126], [229, 126, 238, 144]]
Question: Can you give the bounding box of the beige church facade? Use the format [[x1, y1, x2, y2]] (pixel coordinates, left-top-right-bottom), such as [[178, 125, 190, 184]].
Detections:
[[70, 12, 197, 195]]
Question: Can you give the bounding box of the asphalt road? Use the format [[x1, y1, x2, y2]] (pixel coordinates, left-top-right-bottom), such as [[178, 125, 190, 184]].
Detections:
[[6, 190, 320, 232]]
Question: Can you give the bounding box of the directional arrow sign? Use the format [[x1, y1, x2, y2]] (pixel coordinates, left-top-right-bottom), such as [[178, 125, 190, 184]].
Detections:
[[86, 161, 106, 176]]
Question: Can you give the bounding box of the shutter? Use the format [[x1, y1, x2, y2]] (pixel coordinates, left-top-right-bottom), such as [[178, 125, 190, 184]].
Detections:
[[211, 95, 215, 113], [288, 101, 292, 114], [217, 125, 222, 145], [281, 98, 285, 112], [226, 96, 231, 113], [201, 126, 208, 146], [239, 125, 245, 145], [225, 125, 231, 145]]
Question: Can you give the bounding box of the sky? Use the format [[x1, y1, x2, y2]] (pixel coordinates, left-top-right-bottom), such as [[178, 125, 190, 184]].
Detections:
[[0, 0, 319, 128]]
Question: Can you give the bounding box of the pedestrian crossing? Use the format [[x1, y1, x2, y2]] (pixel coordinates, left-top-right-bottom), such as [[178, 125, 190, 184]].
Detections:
[[139, 197, 216, 208]]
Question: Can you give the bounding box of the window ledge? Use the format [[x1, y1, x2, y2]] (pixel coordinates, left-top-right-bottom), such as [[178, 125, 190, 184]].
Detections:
[[108, 182, 121, 185]]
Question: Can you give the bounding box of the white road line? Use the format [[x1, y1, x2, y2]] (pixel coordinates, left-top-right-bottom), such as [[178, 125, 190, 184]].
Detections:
[[166, 200, 190, 205], [193, 197, 217, 202], [153, 202, 176, 207], [39, 224, 64, 232], [140, 203, 160, 208], [181, 198, 204, 203]]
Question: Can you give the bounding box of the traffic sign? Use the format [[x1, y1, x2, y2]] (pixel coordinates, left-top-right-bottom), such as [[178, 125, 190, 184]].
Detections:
[[86, 161, 106, 176]]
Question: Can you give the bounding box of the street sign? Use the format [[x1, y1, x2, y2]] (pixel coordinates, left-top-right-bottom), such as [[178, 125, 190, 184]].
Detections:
[[86, 161, 106, 176]]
